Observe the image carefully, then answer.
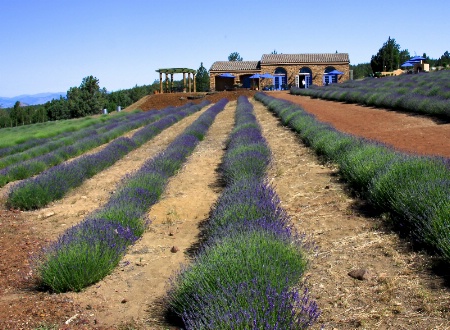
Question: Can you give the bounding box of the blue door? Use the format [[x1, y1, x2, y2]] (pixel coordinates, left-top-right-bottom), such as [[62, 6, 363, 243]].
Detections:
[[273, 75, 287, 90], [242, 76, 250, 88], [306, 75, 312, 87], [274, 76, 281, 90], [323, 75, 333, 86]]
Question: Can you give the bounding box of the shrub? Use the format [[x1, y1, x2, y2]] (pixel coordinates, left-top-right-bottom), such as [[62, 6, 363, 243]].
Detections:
[[167, 95, 319, 329], [33, 99, 228, 292], [35, 219, 138, 293], [255, 91, 450, 265], [168, 230, 311, 327]]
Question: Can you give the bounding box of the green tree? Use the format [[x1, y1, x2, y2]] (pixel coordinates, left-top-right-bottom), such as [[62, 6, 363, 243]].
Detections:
[[195, 62, 210, 92], [0, 109, 11, 128], [228, 52, 243, 61], [370, 37, 408, 73], [436, 51, 450, 67], [10, 101, 26, 126], [32, 105, 48, 123], [399, 49, 411, 66], [350, 63, 373, 79], [67, 76, 106, 117], [46, 96, 69, 120]]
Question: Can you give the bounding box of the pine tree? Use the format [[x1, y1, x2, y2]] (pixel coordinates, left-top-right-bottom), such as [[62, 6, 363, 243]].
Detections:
[[195, 62, 210, 92], [370, 37, 409, 73]]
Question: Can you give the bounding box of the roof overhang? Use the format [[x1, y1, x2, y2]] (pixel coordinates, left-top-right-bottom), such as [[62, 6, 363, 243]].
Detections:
[[156, 68, 196, 74]]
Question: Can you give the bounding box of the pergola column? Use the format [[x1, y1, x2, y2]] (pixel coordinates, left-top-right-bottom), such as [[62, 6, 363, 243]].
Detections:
[[156, 68, 197, 94], [165, 73, 169, 93], [188, 73, 192, 93]]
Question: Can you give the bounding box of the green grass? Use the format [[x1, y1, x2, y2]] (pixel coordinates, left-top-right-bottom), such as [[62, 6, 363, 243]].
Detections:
[[0, 111, 130, 149]]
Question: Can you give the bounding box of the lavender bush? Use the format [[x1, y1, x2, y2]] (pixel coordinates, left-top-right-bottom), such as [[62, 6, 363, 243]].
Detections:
[[0, 112, 134, 155], [205, 179, 291, 239], [34, 99, 227, 292], [255, 91, 450, 265], [7, 101, 210, 210], [169, 230, 313, 327], [369, 156, 450, 256], [34, 218, 139, 293], [0, 111, 146, 168], [167, 96, 319, 329], [182, 280, 319, 330], [0, 110, 165, 187]]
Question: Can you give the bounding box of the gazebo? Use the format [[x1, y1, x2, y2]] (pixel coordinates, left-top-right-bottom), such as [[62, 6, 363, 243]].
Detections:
[[156, 68, 196, 93]]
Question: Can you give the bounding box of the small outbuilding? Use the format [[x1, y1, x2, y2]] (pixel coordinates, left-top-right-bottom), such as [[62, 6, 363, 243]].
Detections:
[[209, 53, 350, 91], [155, 68, 197, 93]]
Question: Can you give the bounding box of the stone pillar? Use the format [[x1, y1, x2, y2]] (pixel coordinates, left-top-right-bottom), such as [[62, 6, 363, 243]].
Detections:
[[183, 72, 187, 93], [165, 73, 169, 93], [159, 72, 163, 93], [193, 74, 196, 93], [188, 73, 192, 93], [209, 73, 215, 91], [170, 73, 174, 93]]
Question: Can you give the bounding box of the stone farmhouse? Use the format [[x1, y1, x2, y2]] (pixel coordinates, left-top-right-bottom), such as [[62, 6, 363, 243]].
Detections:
[[209, 53, 350, 91]]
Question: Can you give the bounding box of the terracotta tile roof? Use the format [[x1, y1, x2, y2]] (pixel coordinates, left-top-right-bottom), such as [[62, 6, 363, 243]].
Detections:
[[261, 53, 350, 64], [210, 61, 261, 72]]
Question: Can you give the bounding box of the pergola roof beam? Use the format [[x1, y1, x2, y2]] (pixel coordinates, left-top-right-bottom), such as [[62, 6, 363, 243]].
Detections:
[[156, 68, 196, 74]]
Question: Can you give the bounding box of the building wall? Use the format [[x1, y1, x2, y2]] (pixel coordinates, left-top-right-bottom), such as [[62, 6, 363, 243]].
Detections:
[[210, 72, 260, 91], [260, 63, 350, 87], [209, 62, 350, 90]]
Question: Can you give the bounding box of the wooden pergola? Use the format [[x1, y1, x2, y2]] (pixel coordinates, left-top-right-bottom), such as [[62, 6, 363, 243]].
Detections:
[[156, 68, 196, 93]]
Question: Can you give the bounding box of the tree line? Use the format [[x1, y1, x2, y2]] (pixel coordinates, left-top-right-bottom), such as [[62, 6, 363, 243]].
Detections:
[[0, 63, 210, 128], [351, 37, 449, 79]]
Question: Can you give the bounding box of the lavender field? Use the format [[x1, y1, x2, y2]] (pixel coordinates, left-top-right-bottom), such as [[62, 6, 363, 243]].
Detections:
[[0, 93, 449, 329], [291, 70, 450, 119]]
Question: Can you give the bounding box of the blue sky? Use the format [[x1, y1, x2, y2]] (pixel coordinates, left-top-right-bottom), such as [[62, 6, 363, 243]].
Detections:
[[1, 0, 448, 97]]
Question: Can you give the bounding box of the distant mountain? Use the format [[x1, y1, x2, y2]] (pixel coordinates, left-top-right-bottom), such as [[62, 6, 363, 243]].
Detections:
[[0, 92, 66, 108]]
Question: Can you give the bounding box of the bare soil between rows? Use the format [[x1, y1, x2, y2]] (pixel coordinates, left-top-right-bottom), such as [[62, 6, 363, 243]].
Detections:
[[0, 91, 449, 329]]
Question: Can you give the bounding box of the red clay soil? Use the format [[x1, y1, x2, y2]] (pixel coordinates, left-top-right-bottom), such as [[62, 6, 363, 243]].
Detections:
[[132, 90, 258, 111], [135, 90, 450, 158], [271, 91, 450, 158]]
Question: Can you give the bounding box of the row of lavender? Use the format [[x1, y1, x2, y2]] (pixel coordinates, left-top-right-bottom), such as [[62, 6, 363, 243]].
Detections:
[[7, 101, 210, 210], [167, 96, 320, 329], [0, 109, 170, 187], [0, 112, 136, 159], [33, 99, 228, 293], [255, 92, 450, 264], [291, 70, 450, 119]]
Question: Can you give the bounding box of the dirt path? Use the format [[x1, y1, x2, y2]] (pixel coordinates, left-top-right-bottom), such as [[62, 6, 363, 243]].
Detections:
[[0, 104, 224, 329], [63, 101, 236, 328], [14, 107, 210, 241], [270, 91, 450, 158], [251, 98, 450, 329]]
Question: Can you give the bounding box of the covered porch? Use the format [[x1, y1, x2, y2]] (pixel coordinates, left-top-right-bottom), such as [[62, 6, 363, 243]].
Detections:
[[155, 68, 196, 93]]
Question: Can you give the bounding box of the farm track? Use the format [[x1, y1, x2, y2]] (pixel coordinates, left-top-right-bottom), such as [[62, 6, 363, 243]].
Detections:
[[0, 94, 449, 329], [63, 100, 237, 328], [0, 103, 216, 329], [7, 106, 209, 241]]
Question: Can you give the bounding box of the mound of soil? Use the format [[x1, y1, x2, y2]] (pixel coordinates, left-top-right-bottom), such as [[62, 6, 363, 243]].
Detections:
[[126, 90, 257, 111]]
